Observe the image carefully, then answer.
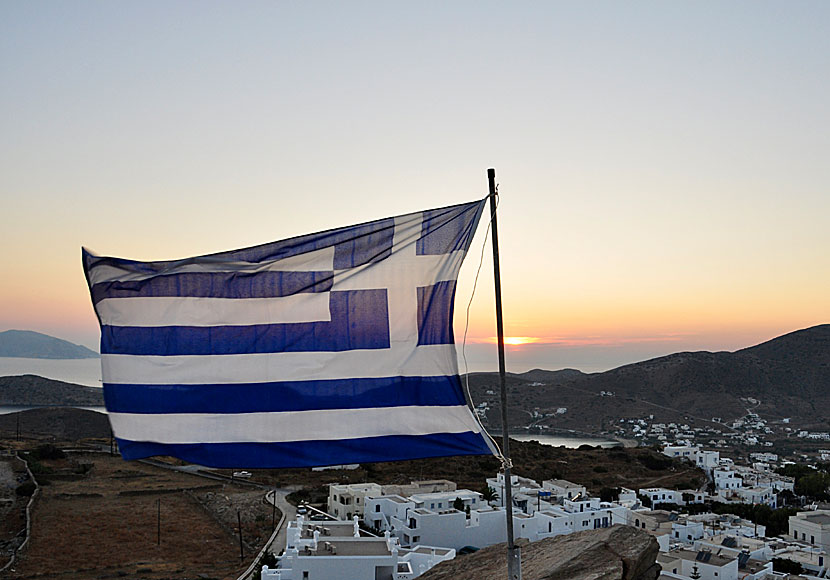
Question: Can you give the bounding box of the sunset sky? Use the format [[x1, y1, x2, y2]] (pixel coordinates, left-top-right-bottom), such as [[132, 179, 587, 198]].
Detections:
[[2, 1, 828, 373]]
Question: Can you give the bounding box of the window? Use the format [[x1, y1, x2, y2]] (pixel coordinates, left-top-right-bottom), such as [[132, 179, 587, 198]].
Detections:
[[303, 572, 309, 579], [356, 497, 360, 504]]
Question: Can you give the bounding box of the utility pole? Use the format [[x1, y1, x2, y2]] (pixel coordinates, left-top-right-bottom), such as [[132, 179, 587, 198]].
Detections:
[[272, 488, 277, 529], [157, 498, 161, 546], [238, 510, 244, 562]]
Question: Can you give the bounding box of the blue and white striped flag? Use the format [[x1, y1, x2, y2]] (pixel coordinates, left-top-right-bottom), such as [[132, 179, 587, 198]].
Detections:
[[82, 199, 497, 468]]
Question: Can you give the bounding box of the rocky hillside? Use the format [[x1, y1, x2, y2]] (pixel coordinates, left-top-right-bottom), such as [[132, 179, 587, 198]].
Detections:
[[0, 375, 104, 406], [419, 525, 660, 580], [0, 330, 98, 359], [469, 324, 830, 431], [0, 407, 111, 440]]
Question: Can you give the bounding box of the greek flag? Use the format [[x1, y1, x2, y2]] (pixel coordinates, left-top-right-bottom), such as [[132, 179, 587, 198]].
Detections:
[[82, 199, 497, 468]]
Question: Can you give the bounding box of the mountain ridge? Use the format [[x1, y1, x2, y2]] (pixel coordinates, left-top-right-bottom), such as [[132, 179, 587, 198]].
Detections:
[[0, 330, 98, 359], [467, 324, 830, 432]]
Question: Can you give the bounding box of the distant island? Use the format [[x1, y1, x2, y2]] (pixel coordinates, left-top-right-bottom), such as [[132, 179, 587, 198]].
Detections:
[[0, 329, 98, 359]]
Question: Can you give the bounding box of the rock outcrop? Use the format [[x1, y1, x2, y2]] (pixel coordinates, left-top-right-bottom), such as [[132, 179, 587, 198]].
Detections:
[[418, 525, 660, 580]]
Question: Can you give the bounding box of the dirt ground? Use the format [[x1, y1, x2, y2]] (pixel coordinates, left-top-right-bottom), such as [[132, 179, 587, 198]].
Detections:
[[4, 451, 277, 580]]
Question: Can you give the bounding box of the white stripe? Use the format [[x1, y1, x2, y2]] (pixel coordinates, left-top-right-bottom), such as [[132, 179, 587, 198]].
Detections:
[[108, 405, 483, 444], [96, 294, 331, 327], [102, 343, 460, 385], [86, 246, 335, 286]]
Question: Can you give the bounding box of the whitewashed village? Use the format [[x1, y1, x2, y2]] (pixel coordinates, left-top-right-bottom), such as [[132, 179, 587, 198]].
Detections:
[[260, 441, 830, 580]]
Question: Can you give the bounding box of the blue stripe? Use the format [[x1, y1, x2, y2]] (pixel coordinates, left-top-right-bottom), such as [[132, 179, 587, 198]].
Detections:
[[416, 200, 485, 256], [114, 432, 494, 468], [90, 271, 332, 304], [417, 281, 457, 346], [100, 289, 390, 356], [103, 376, 468, 414]]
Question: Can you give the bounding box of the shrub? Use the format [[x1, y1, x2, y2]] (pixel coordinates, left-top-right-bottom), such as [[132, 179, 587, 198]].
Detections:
[[772, 558, 803, 574], [16, 481, 36, 497], [30, 444, 65, 460]]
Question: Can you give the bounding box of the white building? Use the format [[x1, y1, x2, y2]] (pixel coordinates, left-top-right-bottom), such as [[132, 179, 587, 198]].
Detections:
[[713, 468, 742, 490], [789, 510, 830, 551], [328, 483, 383, 520], [381, 480, 456, 498], [328, 481, 457, 521], [486, 473, 542, 507], [686, 513, 765, 539], [263, 515, 454, 580], [639, 488, 705, 506], [543, 478, 587, 502], [717, 486, 776, 509], [657, 549, 739, 580], [663, 445, 720, 474], [365, 486, 629, 551]]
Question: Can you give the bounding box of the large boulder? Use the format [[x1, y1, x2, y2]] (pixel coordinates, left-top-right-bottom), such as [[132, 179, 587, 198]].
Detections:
[[418, 525, 660, 580]]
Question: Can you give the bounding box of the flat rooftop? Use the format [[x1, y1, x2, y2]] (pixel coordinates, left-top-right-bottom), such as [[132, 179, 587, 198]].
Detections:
[[545, 479, 582, 489], [674, 549, 735, 567], [803, 513, 830, 525], [411, 546, 452, 556], [303, 539, 392, 557], [302, 522, 358, 538]]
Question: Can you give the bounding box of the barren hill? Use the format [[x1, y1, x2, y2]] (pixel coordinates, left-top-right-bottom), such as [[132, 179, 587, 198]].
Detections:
[[469, 324, 830, 432], [0, 375, 104, 406], [0, 329, 98, 359]]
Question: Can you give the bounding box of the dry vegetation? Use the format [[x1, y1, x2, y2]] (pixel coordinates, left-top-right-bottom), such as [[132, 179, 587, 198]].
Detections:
[[3, 450, 278, 580]]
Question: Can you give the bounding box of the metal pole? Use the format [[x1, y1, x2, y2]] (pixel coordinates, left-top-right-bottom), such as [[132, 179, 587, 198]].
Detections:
[[157, 498, 161, 546], [488, 167, 521, 580], [238, 509, 244, 561]]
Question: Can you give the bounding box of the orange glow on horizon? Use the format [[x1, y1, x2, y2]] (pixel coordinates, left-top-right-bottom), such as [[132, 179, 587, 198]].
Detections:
[[482, 336, 542, 346]]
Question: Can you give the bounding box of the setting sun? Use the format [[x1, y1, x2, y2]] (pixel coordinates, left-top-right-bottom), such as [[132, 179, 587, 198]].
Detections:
[[502, 337, 541, 346]]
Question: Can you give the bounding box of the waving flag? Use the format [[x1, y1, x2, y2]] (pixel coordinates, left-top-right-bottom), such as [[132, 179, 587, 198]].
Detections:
[[82, 199, 496, 468]]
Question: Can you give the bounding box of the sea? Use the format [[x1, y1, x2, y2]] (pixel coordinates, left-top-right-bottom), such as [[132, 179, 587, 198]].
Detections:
[[510, 433, 622, 449]]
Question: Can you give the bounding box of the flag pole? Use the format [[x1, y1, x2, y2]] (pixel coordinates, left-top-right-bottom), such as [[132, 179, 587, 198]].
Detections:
[[488, 168, 521, 580]]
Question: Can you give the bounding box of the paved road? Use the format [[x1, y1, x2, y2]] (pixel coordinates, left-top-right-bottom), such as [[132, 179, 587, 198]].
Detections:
[[264, 489, 297, 557]]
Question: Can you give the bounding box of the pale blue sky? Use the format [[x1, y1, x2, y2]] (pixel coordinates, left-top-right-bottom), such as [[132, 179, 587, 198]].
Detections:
[[2, 1, 828, 372]]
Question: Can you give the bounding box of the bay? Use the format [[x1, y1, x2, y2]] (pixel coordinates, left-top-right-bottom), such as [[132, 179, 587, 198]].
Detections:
[[510, 433, 622, 449], [0, 405, 107, 415], [0, 357, 102, 387]]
